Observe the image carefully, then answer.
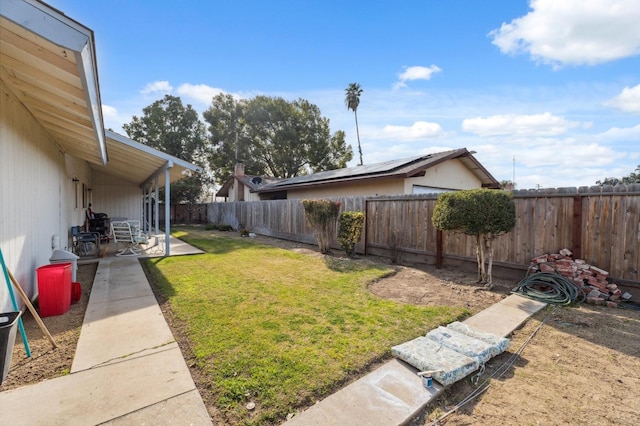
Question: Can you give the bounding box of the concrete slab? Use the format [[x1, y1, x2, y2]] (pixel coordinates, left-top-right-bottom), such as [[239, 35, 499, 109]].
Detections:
[[499, 293, 548, 315], [0, 346, 200, 426], [104, 389, 211, 425], [71, 298, 176, 371], [286, 359, 444, 426], [72, 258, 176, 372], [140, 235, 204, 258], [88, 258, 155, 302], [463, 294, 547, 337]]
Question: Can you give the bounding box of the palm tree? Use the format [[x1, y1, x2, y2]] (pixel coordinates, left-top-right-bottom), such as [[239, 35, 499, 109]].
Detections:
[[345, 83, 363, 165]]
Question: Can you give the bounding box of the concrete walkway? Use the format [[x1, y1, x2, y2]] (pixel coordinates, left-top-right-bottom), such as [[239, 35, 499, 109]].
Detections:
[[0, 237, 211, 425], [285, 294, 547, 426]]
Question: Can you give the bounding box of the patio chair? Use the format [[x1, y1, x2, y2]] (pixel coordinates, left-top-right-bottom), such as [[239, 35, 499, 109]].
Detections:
[[71, 226, 100, 257], [110, 221, 148, 256]]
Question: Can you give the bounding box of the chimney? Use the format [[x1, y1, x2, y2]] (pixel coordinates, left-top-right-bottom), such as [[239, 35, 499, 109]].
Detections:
[[234, 161, 245, 177]]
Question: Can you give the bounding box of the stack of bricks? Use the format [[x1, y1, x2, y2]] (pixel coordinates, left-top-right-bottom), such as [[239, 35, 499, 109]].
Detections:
[[529, 248, 622, 307]]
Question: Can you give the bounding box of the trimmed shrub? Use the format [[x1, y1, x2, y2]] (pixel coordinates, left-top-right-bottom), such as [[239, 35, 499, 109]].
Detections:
[[338, 211, 365, 257], [302, 199, 341, 253], [432, 189, 516, 286]]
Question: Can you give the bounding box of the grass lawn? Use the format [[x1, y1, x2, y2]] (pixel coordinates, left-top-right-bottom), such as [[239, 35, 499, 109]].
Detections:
[[143, 227, 470, 425]]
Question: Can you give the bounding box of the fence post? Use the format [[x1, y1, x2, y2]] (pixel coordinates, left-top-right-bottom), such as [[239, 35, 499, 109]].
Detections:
[[436, 229, 443, 269], [364, 199, 369, 256], [572, 195, 582, 259]]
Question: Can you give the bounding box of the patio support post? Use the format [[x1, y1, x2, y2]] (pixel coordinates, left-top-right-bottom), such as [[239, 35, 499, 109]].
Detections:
[[154, 176, 159, 237], [145, 184, 151, 235], [164, 161, 172, 255]]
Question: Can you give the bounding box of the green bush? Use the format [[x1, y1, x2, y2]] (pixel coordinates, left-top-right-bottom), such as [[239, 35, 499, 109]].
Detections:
[[338, 211, 365, 257], [302, 199, 341, 253], [432, 189, 516, 286]]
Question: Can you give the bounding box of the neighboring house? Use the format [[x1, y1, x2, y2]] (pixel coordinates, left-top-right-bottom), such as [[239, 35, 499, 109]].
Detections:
[[216, 162, 281, 201], [217, 148, 500, 201], [0, 0, 200, 312]]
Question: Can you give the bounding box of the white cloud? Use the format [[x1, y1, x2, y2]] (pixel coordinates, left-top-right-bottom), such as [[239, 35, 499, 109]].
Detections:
[[140, 80, 173, 95], [176, 83, 227, 106], [489, 0, 640, 67], [101, 104, 118, 121], [604, 84, 640, 113], [101, 103, 135, 132], [462, 112, 582, 137], [393, 65, 441, 89], [380, 121, 445, 140]]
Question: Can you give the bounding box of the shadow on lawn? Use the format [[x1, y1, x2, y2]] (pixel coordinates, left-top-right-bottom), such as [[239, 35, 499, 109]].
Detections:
[[323, 255, 393, 276], [172, 229, 260, 255]]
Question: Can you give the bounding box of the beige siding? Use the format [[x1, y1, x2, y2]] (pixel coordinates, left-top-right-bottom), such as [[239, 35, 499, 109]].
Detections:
[[244, 185, 260, 201], [287, 179, 404, 199], [405, 160, 481, 193], [283, 161, 482, 200]]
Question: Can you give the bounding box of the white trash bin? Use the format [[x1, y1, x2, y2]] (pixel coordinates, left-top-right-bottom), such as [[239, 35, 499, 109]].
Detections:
[[49, 249, 79, 282]]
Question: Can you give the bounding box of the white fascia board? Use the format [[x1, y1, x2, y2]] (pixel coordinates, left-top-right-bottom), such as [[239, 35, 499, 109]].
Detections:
[[2, 0, 108, 165], [2, 0, 89, 51], [78, 44, 108, 165]]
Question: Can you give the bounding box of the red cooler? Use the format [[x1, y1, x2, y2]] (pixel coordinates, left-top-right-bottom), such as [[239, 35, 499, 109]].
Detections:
[[37, 263, 72, 317]]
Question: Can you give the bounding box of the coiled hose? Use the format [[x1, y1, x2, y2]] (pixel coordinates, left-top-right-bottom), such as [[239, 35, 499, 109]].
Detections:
[[511, 272, 585, 305]]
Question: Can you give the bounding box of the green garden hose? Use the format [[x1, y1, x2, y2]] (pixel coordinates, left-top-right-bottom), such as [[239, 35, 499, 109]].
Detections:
[[511, 272, 584, 305]]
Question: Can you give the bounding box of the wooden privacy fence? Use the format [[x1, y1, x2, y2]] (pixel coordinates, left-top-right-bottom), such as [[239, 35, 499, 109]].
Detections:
[[206, 185, 640, 284]]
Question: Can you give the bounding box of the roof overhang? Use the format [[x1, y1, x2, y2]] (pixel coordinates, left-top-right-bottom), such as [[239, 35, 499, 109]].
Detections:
[[257, 148, 501, 194], [101, 130, 201, 188], [1, 0, 107, 165]]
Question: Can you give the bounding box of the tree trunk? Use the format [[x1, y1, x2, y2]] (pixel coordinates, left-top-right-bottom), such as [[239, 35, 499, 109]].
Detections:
[[486, 236, 494, 289], [354, 111, 363, 166], [475, 234, 482, 282]]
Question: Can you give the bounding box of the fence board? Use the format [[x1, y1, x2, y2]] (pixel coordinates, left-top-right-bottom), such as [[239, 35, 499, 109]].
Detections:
[[203, 185, 640, 283]]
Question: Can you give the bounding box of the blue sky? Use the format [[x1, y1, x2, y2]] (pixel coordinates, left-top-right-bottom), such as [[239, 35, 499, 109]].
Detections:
[[50, 0, 640, 189]]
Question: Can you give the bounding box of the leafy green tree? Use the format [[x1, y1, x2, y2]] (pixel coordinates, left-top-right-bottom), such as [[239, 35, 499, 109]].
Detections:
[[596, 165, 640, 185], [338, 211, 365, 257], [123, 95, 208, 220], [345, 82, 363, 166], [499, 180, 515, 190], [302, 199, 341, 253], [432, 189, 516, 287], [202, 93, 261, 185], [204, 95, 352, 185]]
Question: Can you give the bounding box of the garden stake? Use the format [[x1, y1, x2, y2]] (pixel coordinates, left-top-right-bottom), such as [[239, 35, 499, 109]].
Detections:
[[9, 269, 57, 348]]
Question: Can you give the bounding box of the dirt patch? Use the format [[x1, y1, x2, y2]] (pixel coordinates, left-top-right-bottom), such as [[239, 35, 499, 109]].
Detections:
[[368, 265, 513, 312], [3, 233, 640, 426], [1, 262, 97, 391], [410, 304, 640, 426]]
